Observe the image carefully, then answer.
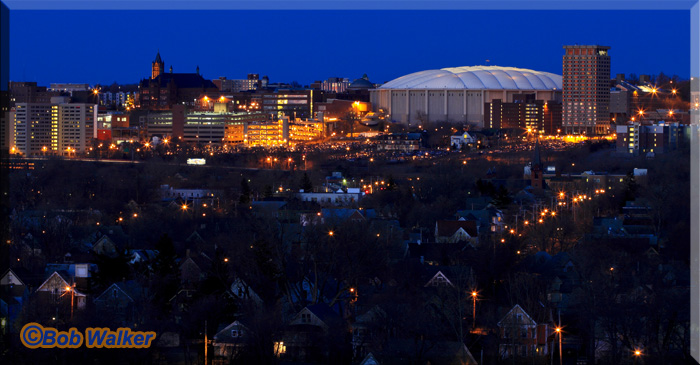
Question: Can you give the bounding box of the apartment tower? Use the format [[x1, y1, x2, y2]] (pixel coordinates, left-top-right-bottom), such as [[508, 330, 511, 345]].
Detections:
[[562, 45, 611, 135]]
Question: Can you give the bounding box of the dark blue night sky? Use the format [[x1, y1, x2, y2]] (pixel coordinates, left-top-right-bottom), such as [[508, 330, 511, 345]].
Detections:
[[10, 10, 691, 86]]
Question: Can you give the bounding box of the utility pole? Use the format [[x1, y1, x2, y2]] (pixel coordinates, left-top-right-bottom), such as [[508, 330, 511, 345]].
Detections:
[[204, 320, 208, 365]]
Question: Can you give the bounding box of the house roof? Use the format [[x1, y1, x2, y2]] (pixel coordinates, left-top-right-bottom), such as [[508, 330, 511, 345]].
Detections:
[[408, 242, 473, 263], [322, 208, 366, 223], [213, 320, 248, 343], [464, 196, 492, 210], [376, 339, 478, 365], [497, 304, 536, 327], [95, 280, 145, 303], [360, 352, 380, 365], [1, 268, 27, 287], [36, 272, 86, 297], [436, 219, 478, 237], [304, 303, 341, 324]]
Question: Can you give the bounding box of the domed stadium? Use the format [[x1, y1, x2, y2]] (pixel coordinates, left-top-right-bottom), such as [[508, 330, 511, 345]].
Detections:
[[370, 66, 562, 127]]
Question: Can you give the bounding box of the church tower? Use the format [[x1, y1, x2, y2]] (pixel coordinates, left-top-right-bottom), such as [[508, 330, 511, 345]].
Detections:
[[152, 51, 164, 79]]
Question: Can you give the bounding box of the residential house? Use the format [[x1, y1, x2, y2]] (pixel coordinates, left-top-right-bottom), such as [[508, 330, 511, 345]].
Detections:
[[213, 320, 249, 359], [34, 271, 87, 320], [180, 252, 212, 286], [373, 339, 478, 365], [94, 280, 146, 326], [44, 262, 95, 291], [321, 208, 370, 225], [408, 242, 472, 266], [230, 277, 263, 308], [450, 131, 477, 149], [424, 270, 455, 288], [279, 304, 343, 362], [435, 218, 479, 245], [277, 199, 321, 224], [0, 269, 30, 334], [351, 305, 388, 359], [497, 304, 554, 358], [92, 227, 129, 258], [128, 249, 159, 265], [456, 205, 505, 234], [249, 200, 287, 219], [359, 352, 380, 365]]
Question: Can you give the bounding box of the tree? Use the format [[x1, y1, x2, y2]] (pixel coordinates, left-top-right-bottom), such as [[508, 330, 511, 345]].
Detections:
[[154, 233, 177, 275], [491, 185, 512, 209], [151, 233, 179, 314], [301, 173, 313, 192], [240, 178, 251, 204]]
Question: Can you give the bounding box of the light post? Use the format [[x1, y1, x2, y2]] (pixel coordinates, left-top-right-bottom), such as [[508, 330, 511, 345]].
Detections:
[[64, 284, 75, 320], [555, 327, 562, 365], [471, 291, 477, 329], [633, 349, 642, 364]]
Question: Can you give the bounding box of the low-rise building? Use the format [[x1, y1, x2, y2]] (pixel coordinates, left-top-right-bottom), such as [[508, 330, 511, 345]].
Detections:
[[376, 132, 424, 151], [297, 188, 363, 207], [616, 122, 689, 155]]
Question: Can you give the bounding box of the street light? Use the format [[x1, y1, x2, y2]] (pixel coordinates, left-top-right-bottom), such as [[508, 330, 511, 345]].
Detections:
[[555, 327, 563, 365], [471, 291, 478, 329], [63, 284, 75, 320], [633, 349, 642, 364]]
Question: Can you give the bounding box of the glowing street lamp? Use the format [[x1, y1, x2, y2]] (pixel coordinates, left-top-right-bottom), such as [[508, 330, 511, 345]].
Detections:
[[471, 291, 478, 329], [633, 349, 642, 364], [555, 327, 563, 365]]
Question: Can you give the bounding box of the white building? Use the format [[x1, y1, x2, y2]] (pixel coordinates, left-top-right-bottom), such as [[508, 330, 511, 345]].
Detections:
[[370, 66, 561, 127], [297, 188, 363, 207], [450, 131, 477, 149]]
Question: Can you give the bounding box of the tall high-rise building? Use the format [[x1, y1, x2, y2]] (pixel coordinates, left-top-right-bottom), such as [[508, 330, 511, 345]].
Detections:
[[562, 45, 611, 135], [11, 97, 97, 156]]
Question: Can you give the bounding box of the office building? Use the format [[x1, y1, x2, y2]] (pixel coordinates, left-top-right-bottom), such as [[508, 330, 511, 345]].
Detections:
[[145, 107, 267, 146], [214, 74, 261, 92], [562, 45, 611, 135], [261, 90, 314, 120]]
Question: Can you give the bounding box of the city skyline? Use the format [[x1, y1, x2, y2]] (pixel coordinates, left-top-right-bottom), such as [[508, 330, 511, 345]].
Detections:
[[9, 10, 691, 86]]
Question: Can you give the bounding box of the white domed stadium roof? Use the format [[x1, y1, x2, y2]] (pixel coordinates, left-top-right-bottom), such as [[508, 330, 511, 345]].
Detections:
[[379, 66, 562, 90]]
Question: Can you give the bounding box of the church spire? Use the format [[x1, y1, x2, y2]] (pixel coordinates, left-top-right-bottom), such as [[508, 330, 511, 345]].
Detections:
[[152, 50, 164, 79], [533, 136, 541, 167]]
